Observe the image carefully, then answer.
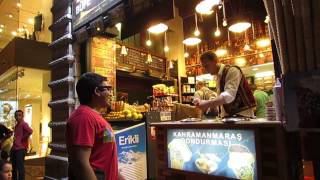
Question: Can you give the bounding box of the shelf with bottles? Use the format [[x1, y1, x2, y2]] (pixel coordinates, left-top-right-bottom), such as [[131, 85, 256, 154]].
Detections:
[[181, 76, 197, 96]]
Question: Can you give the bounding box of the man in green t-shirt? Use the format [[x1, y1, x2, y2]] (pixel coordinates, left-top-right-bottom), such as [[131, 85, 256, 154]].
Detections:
[[251, 85, 269, 118]]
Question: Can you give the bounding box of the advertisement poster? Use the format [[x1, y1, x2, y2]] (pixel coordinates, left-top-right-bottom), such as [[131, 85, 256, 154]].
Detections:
[[115, 123, 147, 180], [167, 129, 257, 180], [90, 37, 116, 91], [72, 0, 120, 30]]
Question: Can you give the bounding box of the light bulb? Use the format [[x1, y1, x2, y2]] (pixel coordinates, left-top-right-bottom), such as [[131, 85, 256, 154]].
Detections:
[[184, 52, 189, 58], [164, 46, 169, 52], [214, 29, 221, 37], [17, 2, 21, 7], [194, 29, 200, 36], [223, 19, 227, 27], [244, 44, 251, 51], [146, 39, 152, 46]]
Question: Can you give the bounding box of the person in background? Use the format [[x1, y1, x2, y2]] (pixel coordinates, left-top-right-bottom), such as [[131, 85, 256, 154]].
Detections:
[[0, 124, 13, 161], [0, 160, 12, 180], [194, 81, 217, 101], [194, 81, 218, 118], [194, 51, 255, 118], [11, 110, 33, 180], [66, 72, 125, 180], [251, 84, 269, 118]]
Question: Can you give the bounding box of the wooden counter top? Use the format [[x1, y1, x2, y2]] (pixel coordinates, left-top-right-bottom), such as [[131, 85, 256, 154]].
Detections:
[[151, 118, 282, 128]]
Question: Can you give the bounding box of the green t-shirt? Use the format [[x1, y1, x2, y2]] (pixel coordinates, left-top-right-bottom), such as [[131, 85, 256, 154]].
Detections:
[[254, 90, 269, 118]]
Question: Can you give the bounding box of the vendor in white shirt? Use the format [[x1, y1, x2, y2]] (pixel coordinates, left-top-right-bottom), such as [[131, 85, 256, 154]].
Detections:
[[193, 51, 255, 118]]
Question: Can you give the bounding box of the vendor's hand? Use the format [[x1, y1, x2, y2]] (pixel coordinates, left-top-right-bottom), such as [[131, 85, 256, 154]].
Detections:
[[196, 100, 213, 111], [192, 98, 201, 106]]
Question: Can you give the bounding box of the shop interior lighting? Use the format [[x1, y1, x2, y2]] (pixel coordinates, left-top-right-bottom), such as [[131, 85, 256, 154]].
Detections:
[[256, 38, 271, 48], [146, 32, 152, 46], [255, 71, 274, 78], [169, 60, 174, 69], [195, 0, 220, 15], [228, 22, 251, 33], [252, 68, 259, 71], [244, 44, 251, 51], [264, 16, 270, 24], [120, 45, 128, 56], [0, 24, 4, 28], [222, 1, 227, 27], [147, 23, 168, 34], [214, 13, 221, 37], [214, 28, 221, 37], [164, 46, 169, 52], [17, 2, 21, 7], [11, 31, 17, 36], [183, 37, 201, 46], [184, 52, 189, 58], [164, 32, 169, 52], [115, 23, 121, 32], [0, 29, 3, 33], [28, 18, 34, 25], [8, 14, 13, 18], [146, 54, 153, 63], [234, 57, 247, 67], [215, 48, 227, 57], [196, 74, 214, 81], [194, 13, 200, 36], [259, 53, 265, 58]]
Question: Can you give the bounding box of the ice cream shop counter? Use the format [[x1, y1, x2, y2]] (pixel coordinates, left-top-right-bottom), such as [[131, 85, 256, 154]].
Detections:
[[150, 119, 291, 180]]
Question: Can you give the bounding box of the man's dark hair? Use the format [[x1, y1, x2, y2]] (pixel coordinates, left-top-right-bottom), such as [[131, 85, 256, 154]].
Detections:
[[14, 110, 23, 116], [76, 72, 107, 105], [200, 51, 218, 62]]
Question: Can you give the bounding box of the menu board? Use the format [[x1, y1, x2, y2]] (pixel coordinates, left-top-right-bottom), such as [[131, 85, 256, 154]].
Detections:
[[90, 37, 116, 89], [167, 129, 257, 180]]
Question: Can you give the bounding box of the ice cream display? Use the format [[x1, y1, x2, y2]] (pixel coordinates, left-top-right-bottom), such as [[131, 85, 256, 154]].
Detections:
[[227, 144, 255, 180], [195, 153, 221, 174], [168, 139, 192, 169], [167, 129, 257, 179]]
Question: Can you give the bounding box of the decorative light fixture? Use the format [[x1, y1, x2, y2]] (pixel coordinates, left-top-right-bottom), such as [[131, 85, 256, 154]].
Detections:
[[215, 48, 228, 57], [244, 31, 251, 51], [259, 53, 265, 58], [184, 52, 189, 58], [183, 37, 201, 46], [146, 32, 152, 46], [28, 18, 34, 25], [195, 0, 220, 15], [164, 32, 169, 52], [214, 12, 221, 37], [222, 1, 227, 27], [228, 22, 251, 33], [234, 57, 247, 67], [147, 23, 168, 34], [11, 31, 17, 36], [244, 44, 251, 51], [169, 60, 174, 69], [120, 45, 128, 56], [146, 54, 153, 63], [264, 16, 270, 24], [256, 38, 271, 48], [194, 13, 200, 36]]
